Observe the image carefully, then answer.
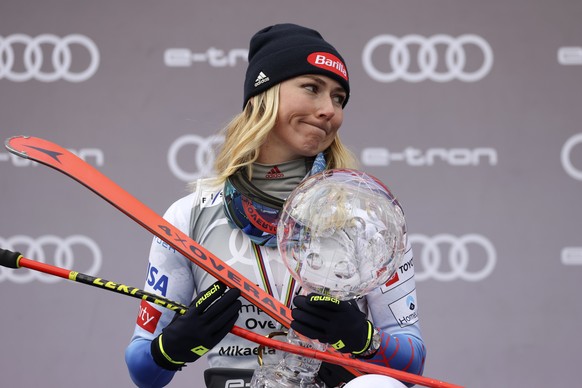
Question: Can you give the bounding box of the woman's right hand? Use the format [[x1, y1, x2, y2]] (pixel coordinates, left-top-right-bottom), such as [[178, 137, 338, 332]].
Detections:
[[150, 281, 241, 370]]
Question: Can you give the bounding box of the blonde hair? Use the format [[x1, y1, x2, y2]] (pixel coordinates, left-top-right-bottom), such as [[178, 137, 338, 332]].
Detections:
[[210, 85, 358, 185]]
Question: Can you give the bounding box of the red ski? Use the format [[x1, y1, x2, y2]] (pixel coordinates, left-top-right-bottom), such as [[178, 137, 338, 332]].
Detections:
[[6, 136, 293, 326], [4, 136, 462, 388]]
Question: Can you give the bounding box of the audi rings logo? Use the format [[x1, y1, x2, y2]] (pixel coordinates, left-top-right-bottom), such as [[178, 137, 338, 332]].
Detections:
[[410, 234, 496, 281], [168, 134, 224, 182], [561, 133, 582, 181], [0, 235, 102, 283], [362, 34, 493, 82], [0, 34, 99, 82]]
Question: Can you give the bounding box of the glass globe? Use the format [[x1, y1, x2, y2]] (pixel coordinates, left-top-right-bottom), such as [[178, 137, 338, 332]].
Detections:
[[277, 169, 407, 300]]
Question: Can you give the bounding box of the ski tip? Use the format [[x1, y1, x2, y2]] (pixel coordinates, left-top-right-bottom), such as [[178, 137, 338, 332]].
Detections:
[[4, 136, 32, 159]]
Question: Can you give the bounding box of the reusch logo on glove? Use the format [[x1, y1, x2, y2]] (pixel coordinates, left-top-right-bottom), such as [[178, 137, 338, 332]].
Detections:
[[307, 52, 348, 80], [195, 282, 222, 308], [309, 295, 340, 304]]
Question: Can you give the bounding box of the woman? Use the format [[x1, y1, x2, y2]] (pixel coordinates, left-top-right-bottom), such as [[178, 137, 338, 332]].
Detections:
[[125, 23, 426, 388]]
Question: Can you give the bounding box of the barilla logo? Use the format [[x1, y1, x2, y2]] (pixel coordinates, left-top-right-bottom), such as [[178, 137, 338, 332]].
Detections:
[[195, 283, 221, 308], [265, 166, 284, 179], [307, 52, 348, 81]]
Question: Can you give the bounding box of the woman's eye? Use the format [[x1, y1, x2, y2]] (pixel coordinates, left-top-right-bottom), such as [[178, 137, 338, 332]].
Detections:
[[304, 84, 318, 93], [333, 94, 346, 105]]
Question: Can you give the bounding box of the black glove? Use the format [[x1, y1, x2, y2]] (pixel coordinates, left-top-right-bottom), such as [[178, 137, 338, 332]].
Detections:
[[291, 294, 372, 355], [318, 361, 357, 387], [151, 281, 241, 370]]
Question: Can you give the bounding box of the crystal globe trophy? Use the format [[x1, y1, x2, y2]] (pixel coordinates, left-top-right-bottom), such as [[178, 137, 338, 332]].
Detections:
[[250, 169, 407, 387]]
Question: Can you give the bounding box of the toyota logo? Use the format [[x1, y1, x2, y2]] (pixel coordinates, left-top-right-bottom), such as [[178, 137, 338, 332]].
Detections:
[[0, 235, 102, 283], [362, 34, 493, 82], [561, 133, 582, 181], [410, 234, 496, 281], [168, 134, 225, 182], [0, 34, 100, 82]]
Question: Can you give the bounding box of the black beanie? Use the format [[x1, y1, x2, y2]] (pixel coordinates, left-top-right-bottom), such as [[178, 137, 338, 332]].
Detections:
[[243, 23, 350, 109]]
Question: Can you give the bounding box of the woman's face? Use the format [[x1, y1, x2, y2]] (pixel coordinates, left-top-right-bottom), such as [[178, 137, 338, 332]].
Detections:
[[258, 74, 347, 164]]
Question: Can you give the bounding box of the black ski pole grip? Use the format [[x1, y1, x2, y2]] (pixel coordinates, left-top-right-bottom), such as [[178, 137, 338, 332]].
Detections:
[[0, 248, 23, 268]]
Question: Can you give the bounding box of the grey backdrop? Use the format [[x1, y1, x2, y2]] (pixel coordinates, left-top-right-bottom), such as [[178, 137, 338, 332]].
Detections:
[[1, 1, 581, 387]]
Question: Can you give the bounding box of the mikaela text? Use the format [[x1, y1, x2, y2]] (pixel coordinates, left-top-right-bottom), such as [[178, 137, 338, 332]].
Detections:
[[218, 345, 277, 357]]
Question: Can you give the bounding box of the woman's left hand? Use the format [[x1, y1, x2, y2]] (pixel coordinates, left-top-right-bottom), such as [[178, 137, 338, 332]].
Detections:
[[291, 293, 371, 354]]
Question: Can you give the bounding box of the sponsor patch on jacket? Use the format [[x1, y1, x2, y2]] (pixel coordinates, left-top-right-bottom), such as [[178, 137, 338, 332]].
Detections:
[[388, 289, 419, 327], [137, 300, 162, 333], [380, 257, 415, 293]]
